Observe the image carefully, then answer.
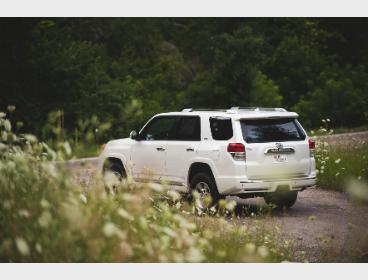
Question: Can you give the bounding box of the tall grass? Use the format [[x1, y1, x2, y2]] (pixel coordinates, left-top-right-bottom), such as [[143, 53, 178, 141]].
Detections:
[[313, 122, 368, 198], [0, 108, 292, 262]]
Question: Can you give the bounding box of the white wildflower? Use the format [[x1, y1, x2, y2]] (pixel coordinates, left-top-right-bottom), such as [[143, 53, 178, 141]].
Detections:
[[15, 237, 30, 256], [335, 158, 341, 164], [80, 194, 87, 204], [18, 209, 30, 218], [167, 190, 181, 202], [40, 198, 50, 208], [103, 222, 126, 239], [35, 243, 42, 253], [186, 247, 204, 262], [117, 208, 134, 221], [38, 211, 52, 228], [257, 245, 269, 258]]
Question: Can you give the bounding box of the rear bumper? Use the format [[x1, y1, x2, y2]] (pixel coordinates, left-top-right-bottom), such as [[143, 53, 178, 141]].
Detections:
[[218, 175, 316, 195]]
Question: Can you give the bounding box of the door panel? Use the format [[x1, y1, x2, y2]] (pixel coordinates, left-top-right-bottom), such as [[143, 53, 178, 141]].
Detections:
[[164, 116, 201, 186], [130, 141, 166, 181], [165, 141, 200, 185], [131, 116, 176, 181]]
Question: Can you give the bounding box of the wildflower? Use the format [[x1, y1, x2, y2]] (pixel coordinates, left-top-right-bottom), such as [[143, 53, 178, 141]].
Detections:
[[103, 222, 126, 239], [335, 158, 341, 164], [358, 176, 362, 180], [245, 243, 256, 254], [3, 119, 11, 131], [80, 194, 87, 204], [225, 200, 237, 211], [335, 172, 340, 177], [40, 198, 50, 208], [15, 237, 30, 256], [120, 241, 133, 259], [257, 246, 269, 258], [117, 208, 134, 221], [38, 211, 52, 228], [162, 227, 177, 238], [18, 209, 30, 218], [35, 243, 42, 253], [326, 118, 330, 122], [167, 190, 181, 202], [186, 247, 204, 262]]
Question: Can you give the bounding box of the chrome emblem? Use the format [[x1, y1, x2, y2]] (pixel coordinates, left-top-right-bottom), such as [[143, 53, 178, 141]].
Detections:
[[275, 143, 283, 150]]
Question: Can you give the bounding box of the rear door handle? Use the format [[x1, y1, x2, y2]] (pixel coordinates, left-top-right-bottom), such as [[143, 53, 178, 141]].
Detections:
[[156, 147, 165, 151], [186, 148, 194, 152]]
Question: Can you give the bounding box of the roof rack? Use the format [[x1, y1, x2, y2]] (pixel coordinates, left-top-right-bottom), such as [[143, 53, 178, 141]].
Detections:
[[230, 107, 287, 112], [182, 108, 227, 112], [182, 107, 288, 113]]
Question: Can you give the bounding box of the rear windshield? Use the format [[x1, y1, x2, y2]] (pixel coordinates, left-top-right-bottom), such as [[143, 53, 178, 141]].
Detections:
[[241, 118, 306, 143]]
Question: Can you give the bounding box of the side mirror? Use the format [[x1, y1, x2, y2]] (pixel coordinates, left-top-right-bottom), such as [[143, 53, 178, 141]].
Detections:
[[129, 130, 139, 140]]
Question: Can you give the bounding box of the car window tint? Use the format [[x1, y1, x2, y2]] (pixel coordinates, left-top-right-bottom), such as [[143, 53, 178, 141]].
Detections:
[[140, 117, 176, 140], [175, 116, 200, 141], [241, 118, 306, 143], [210, 117, 233, 140]]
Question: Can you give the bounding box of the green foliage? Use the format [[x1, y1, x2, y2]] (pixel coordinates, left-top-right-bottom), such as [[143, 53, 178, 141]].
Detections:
[[1, 18, 368, 139], [293, 65, 368, 128], [248, 71, 282, 107]]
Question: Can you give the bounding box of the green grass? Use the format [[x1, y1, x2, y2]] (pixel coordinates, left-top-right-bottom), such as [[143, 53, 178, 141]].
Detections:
[[309, 125, 368, 136], [73, 143, 101, 158], [315, 138, 368, 193]]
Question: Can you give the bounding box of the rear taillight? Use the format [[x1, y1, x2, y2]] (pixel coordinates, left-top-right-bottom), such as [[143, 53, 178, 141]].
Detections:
[[227, 143, 246, 161], [308, 139, 315, 157]]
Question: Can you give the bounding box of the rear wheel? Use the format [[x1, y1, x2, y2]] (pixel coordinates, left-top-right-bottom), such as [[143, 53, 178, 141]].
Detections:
[[190, 172, 220, 209], [264, 190, 298, 210]]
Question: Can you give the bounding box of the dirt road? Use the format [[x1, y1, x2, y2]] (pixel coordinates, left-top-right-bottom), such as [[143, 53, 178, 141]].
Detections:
[[67, 131, 368, 262], [232, 188, 368, 262]]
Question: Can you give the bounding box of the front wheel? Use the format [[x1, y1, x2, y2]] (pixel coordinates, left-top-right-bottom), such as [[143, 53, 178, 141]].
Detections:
[[264, 191, 298, 210], [103, 162, 125, 194]]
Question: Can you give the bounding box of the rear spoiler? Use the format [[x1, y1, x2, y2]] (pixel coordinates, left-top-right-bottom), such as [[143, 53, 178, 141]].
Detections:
[[236, 112, 299, 120]]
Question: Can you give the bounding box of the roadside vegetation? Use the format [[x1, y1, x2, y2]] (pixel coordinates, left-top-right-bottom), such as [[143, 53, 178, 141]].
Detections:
[[313, 120, 368, 200], [0, 109, 292, 262]]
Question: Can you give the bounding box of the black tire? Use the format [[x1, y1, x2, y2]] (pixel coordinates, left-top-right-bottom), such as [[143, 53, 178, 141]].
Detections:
[[103, 162, 125, 194], [264, 191, 298, 210], [190, 172, 221, 208]]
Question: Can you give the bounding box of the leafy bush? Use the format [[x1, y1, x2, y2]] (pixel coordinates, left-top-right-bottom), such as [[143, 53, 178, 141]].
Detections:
[[0, 110, 292, 262]]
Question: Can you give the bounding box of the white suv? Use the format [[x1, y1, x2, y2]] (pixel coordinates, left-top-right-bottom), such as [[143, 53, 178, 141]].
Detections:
[[98, 107, 316, 208]]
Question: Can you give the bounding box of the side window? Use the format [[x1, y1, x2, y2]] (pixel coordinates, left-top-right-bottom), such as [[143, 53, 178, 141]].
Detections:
[[175, 116, 200, 141], [210, 117, 233, 140], [140, 117, 176, 141]]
